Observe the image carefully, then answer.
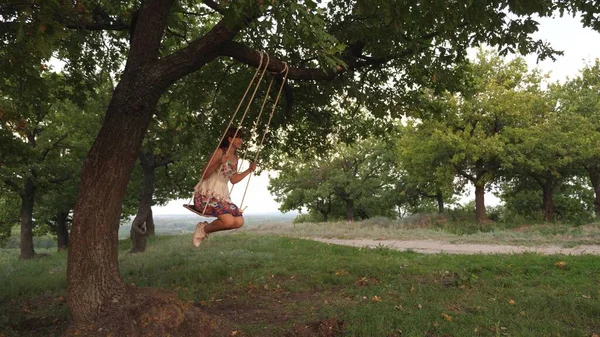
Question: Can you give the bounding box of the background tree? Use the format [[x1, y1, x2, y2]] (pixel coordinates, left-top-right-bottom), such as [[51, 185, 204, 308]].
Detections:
[[554, 60, 600, 217], [31, 81, 107, 250], [271, 137, 404, 221], [396, 120, 459, 214], [0, 66, 72, 259], [505, 92, 588, 222], [499, 175, 595, 223], [127, 74, 211, 253], [404, 50, 548, 223], [269, 160, 337, 221], [330, 138, 400, 221]]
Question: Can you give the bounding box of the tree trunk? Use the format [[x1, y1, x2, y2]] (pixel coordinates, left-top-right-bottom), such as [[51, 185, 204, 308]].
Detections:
[[542, 179, 555, 222], [19, 178, 36, 259], [474, 183, 487, 224], [142, 152, 161, 236], [67, 75, 159, 321], [130, 209, 151, 253], [317, 197, 331, 222], [320, 211, 328, 222], [436, 190, 445, 213], [145, 208, 155, 236], [146, 209, 156, 235], [56, 211, 69, 251], [129, 151, 158, 253], [345, 199, 354, 222], [588, 168, 600, 218]]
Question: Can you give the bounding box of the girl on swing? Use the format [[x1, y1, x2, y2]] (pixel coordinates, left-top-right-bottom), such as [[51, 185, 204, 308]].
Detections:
[[192, 127, 256, 247]]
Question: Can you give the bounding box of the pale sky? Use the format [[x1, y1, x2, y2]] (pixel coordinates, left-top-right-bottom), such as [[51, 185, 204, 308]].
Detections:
[[523, 15, 600, 83], [155, 14, 600, 215]]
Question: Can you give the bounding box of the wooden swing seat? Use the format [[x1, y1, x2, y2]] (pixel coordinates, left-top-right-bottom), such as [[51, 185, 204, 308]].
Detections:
[[183, 204, 215, 218]]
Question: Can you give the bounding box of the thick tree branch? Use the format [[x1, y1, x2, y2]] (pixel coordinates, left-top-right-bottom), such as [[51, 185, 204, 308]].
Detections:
[[219, 41, 341, 80], [454, 164, 476, 182], [202, 0, 225, 15], [152, 19, 241, 88], [219, 19, 472, 81], [127, 0, 175, 67], [218, 41, 421, 81]]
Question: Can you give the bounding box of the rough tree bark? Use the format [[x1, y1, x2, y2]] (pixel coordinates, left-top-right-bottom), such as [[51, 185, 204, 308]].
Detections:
[[316, 198, 331, 222], [67, 0, 176, 323], [345, 198, 354, 222], [19, 177, 36, 259], [436, 190, 445, 214], [130, 149, 168, 253], [533, 171, 557, 222], [474, 182, 487, 224], [130, 208, 151, 253], [67, 78, 159, 321], [541, 174, 556, 222], [456, 166, 489, 224]]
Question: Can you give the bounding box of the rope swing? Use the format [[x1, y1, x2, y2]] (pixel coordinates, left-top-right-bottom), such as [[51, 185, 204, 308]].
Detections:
[[183, 52, 289, 217]]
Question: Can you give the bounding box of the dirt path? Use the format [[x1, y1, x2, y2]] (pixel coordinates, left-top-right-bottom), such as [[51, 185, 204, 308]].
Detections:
[[312, 238, 600, 255]]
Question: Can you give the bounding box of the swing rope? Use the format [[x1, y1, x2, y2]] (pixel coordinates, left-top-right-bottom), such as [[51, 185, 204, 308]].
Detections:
[[199, 52, 271, 215], [186, 52, 285, 217], [239, 62, 289, 209], [185, 51, 267, 212], [230, 66, 275, 196]]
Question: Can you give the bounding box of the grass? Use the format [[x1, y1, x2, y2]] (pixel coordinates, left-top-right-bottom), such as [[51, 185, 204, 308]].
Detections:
[[1, 232, 600, 336]]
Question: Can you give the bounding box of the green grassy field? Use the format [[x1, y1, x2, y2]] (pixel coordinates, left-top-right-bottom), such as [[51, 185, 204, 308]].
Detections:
[[1, 232, 599, 337]]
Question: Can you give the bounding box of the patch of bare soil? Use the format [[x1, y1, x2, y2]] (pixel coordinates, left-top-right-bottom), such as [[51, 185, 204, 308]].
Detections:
[[62, 288, 232, 337], [286, 319, 346, 337], [3, 293, 69, 337], [6, 287, 349, 337], [311, 238, 600, 255], [198, 287, 349, 337]]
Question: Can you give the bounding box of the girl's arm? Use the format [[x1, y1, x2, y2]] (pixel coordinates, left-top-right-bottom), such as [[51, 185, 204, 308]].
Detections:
[[230, 162, 257, 184], [200, 149, 225, 181]]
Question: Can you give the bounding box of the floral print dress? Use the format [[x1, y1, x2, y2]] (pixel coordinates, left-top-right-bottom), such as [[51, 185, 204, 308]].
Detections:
[[193, 158, 243, 217]]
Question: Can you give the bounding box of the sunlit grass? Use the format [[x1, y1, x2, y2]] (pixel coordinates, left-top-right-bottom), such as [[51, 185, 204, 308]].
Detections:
[[244, 218, 600, 247]]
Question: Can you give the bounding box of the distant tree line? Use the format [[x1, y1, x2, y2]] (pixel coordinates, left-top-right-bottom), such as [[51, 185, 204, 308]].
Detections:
[[270, 51, 600, 225]]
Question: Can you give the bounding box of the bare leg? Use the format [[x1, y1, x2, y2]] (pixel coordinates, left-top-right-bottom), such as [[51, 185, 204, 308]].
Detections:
[[204, 214, 244, 234]]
